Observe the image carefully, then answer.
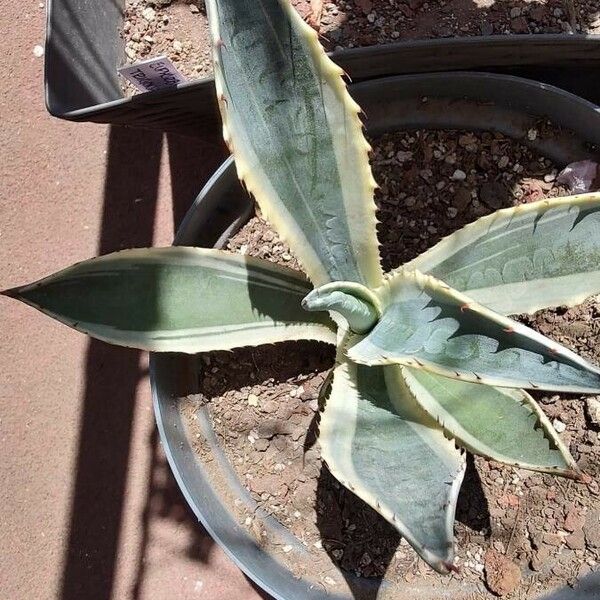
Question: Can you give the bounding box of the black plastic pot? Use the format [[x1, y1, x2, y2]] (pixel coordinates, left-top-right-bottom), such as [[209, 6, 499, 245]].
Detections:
[[44, 0, 600, 136], [150, 71, 600, 600]]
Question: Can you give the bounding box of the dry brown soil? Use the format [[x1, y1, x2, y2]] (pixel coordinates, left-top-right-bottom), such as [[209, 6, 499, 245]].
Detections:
[[120, 0, 600, 94]]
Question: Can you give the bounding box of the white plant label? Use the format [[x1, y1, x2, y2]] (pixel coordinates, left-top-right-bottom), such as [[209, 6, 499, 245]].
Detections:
[[118, 56, 187, 92]]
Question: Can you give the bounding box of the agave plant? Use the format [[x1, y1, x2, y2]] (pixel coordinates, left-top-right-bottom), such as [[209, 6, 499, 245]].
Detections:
[[4, 0, 600, 574]]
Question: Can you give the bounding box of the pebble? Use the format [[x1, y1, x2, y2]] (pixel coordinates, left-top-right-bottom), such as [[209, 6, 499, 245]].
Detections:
[[480, 181, 506, 210], [553, 419, 566, 433], [564, 507, 585, 532], [451, 169, 466, 181], [33, 44, 44, 57], [511, 17, 529, 33], [583, 510, 600, 548], [173, 39, 183, 53], [254, 439, 269, 452], [247, 393, 259, 407], [484, 549, 521, 596], [396, 150, 413, 163], [141, 6, 156, 21], [585, 396, 600, 427], [566, 529, 586, 550]]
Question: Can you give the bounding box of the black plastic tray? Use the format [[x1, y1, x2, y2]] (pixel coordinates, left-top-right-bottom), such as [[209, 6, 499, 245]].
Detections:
[[44, 0, 600, 135]]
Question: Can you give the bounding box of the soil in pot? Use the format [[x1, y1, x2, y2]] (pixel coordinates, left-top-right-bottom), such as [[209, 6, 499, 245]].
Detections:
[[119, 1, 600, 95], [183, 127, 600, 599]]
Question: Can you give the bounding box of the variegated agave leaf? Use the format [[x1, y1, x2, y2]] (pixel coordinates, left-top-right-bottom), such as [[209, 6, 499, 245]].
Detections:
[[407, 192, 600, 315], [2, 247, 335, 352], [319, 358, 465, 573], [206, 0, 383, 288], [401, 366, 579, 478], [302, 280, 381, 334], [347, 269, 600, 393]]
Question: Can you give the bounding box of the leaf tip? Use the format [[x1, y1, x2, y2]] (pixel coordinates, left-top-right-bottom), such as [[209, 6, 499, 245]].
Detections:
[[442, 561, 460, 575], [573, 470, 592, 484], [0, 286, 21, 299]]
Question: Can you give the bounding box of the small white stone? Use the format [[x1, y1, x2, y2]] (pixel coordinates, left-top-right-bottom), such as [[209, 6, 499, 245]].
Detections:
[[247, 393, 259, 407], [33, 45, 44, 57], [290, 385, 304, 397], [553, 418, 566, 433], [527, 128, 538, 141], [142, 7, 156, 21], [282, 544, 293, 553], [451, 169, 467, 181], [586, 397, 600, 427], [172, 40, 183, 53]]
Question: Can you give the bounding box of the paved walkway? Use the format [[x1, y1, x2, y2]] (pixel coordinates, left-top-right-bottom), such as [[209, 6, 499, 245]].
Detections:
[[0, 2, 266, 599]]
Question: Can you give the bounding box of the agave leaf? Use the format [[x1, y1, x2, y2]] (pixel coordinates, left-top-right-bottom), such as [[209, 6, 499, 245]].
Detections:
[[2, 247, 336, 352], [347, 269, 600, 393], [319, 358, 465, 573], [302, 280, 381, 334], [407, 192, 600, 315], [206, 0, 382, 288], [401, 366, 579, 477]]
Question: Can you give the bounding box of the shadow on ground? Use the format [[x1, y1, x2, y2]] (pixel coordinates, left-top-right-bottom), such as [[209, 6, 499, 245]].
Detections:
[[55, 124, 264, 600]]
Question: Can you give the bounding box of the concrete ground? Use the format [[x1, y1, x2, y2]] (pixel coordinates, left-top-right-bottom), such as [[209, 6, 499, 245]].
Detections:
[[0, 2, 268, 599]]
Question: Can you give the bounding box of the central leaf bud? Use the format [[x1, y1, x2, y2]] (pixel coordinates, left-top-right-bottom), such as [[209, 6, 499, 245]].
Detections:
[[302, 282, 380, 334]]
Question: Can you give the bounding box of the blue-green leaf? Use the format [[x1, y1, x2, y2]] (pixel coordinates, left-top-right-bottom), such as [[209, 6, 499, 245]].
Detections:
[[348, 269, 600, 393], [407, 192, 600, 315], [2, 247, 335, 352], [319, 359, 465, 573], [401, 367, 579, 477], [206, 0, 382, 287]]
